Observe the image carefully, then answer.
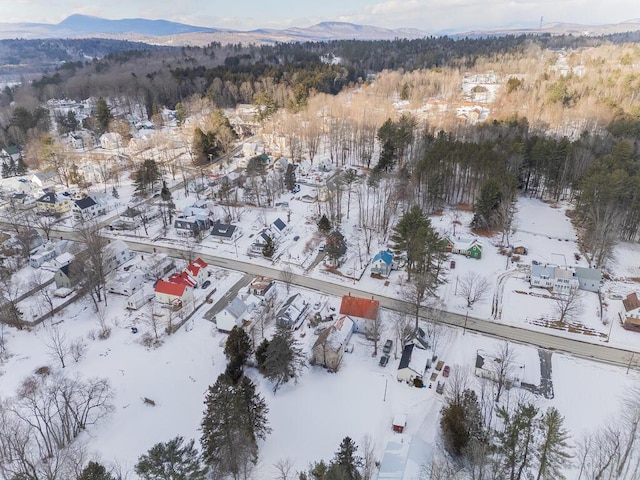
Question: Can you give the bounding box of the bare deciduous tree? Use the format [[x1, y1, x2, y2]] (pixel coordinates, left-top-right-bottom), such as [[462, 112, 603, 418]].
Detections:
[[273, 457, 295, 480], [553, 288, 583, 324], [361, 434, 376, 480], [458, 272, 490, 308], [393, 312, 414, 360], [45, 324, 70, 368], [490, 342, 519, 403]]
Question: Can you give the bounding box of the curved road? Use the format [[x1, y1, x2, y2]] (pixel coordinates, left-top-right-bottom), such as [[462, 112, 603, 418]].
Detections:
[[111, 237, 640, 371]]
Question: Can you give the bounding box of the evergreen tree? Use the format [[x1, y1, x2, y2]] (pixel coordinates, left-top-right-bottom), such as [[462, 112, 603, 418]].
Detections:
[[255, 338, 270, 373], [391, 205, 444, 280], [262, 235, 276, 258], [318, 214, 331, 233], [262, 323, 306, 393], [15, 157, 27, 175], [160, 180, 172, 202], [285, 163, 297, 191], [496, 402, 539, 480], [534, 408, 571, 480], [111, 186, 119, 198], [94, 97, 112, 135], [175, 102, 187, 126], [134, 159, 162, 195], [440, 389, 483, 457], [135, 436, 207, 480], [224, 326, 252, 384], [2, 161, 10, 178], [78, 461, 115, 480], [325, 230, 346, 265], [330, 437, 362, 480], [201, 375, 271, 478]]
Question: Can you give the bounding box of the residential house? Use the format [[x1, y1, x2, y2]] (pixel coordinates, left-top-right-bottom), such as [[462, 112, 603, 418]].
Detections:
[[36, 192, 73, 215], [211, 222, 239, 243], [529, 263, 598, 294], [452, 238, 483, 259], [43, 252, 75, 272], [99, 132, 123, 150], [371, 250, 394, 277], [271, 218, 287, 237], [119, 207, 144, 229], [249, 230, 271, 255], [174, 214, 212, 237], [575, 267, 602, 292], [183, 201, 211, 217], [72, 196, 105, 223], [248, 276, 275, 299], [136, 253, 175, 281], [397, 343, 431, 383], [312, 316, 354, 371], [216, 297, 248, 332], [29, 248, 58, 268], [167, 271, 197, 288], [339, 294, 380, 335], [104, 240, 134, 273], [276, 293, 308, 328], [30, 172, 56, 189], [186, 258, 208, 287], [377, 435, 433, 480], [0, 146, 21, 163], [54, 263, 81, 289], [474, 350, 524, 387], [126, 288, 154, 310], [154, 280, 194, 305], [621, 292, 640, 332], [107, 272, 145, 296], [9, 192, 34, 209]]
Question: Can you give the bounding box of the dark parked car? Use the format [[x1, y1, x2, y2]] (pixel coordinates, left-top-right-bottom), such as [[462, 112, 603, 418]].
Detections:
[[293, 235, 300, 241], [383, 339, 393, 355], [443, 365, 450, 377], [201, 280, 212, 289], [379, 355, 389, 367]]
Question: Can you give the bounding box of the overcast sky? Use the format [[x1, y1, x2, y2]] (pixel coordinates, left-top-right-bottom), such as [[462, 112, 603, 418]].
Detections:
[[5, 0, 640, 33]]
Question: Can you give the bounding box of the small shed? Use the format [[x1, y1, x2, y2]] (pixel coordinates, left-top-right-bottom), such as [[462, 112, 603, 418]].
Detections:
[[392, 414, 407, 433]]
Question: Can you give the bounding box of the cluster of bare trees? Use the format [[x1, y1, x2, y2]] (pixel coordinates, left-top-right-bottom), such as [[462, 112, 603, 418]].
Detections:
[[0, 372, 114, 480]]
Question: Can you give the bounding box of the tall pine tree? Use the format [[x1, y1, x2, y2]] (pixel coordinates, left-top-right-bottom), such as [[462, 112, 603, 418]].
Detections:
[[135, 436, 207, 480], [201, 375, 270, 478], [262, 323, 306, 393], [535, 408, 571, 480]]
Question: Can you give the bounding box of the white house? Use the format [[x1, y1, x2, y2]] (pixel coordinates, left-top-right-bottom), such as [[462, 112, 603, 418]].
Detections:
[[529, 263, 595, 295], [185, 258, 208, 287], [72, 196, 105, 223], [104, 240, 135, 273], [474, 350, 524, 388], [100, 132, 123, 150], [126, 288, 154, 310], [107, 272, 145, 296], [211, 222, 240, 243], [174, 214, 212, 237], [371, 250, 394, 277], [248, 276, 276, 299], [119, 207, 144, 229], [216, 297, 248, 332], [397, 343, 431, 383], [154, 280, 194, 305], [339, 294, 380, 335]]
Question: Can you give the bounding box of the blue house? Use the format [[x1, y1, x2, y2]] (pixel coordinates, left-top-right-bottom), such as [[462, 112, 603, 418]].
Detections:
[[371, 250, 394, 277]]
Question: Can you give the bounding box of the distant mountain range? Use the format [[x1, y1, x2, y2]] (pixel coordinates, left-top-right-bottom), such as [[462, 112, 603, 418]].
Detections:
[[0, 14, 640, 45]]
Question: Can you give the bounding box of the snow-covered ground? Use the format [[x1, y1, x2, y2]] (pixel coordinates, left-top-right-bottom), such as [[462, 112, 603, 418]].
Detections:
[[2, 133, 640, 478]]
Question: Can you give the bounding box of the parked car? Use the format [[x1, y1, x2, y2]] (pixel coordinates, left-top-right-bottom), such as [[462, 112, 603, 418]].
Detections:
[[436, 381, 445, 394], [383, 339, 393, 355], [291, 185, 301, 194], [379, 355, 389, 367], [202, 280, 212, 289], [443, 365, 450, 377], [293, 235, 300, 241], [319, 244, 325, 252]]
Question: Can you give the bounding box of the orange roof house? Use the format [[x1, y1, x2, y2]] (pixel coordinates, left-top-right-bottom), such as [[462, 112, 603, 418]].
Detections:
[[154, 279, 194, 305], [339, 294, 380, 334]]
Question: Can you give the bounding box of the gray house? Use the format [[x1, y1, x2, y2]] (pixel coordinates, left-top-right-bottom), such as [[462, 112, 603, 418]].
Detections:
[[276, 293, 308, 328], [575, 267, 602, 292]]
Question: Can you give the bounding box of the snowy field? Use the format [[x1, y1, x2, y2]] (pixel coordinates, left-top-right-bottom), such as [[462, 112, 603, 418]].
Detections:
[[3, 148, 640, 478]]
